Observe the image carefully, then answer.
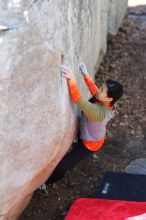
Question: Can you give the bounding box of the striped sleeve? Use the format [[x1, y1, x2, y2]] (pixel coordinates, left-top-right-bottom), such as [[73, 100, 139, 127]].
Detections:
[[67, 79, 107, 122], [67, 79, 81, 102], [76, 99, 108, 122], [83, 75, 99, 96]]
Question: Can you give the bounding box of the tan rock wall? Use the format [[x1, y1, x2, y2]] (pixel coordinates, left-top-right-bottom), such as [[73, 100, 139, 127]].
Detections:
[[0, 0, 127, 219]]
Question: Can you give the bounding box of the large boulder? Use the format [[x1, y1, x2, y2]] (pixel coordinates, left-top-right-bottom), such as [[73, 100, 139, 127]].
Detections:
[[0, 0, 127, 219]]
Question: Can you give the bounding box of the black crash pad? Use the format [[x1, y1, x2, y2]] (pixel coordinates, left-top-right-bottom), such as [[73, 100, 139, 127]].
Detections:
[[96, 171, 146, 201]]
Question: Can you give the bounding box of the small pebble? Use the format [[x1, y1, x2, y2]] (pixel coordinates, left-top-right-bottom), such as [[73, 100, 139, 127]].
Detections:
[[93, 154, 98, 159]]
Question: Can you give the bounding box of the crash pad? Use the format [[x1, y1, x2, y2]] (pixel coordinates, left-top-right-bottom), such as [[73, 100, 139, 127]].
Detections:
[[96, 171, 146, 201], [65, 198, 146, 220]]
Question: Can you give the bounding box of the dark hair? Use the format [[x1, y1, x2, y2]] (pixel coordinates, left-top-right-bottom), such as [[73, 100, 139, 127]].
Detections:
[[106, 79, 123, 106], [88, 95, 97, 103]]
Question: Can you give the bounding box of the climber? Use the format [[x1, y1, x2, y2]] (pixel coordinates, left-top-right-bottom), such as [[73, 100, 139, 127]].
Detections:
[[40, 63, 123, 191]]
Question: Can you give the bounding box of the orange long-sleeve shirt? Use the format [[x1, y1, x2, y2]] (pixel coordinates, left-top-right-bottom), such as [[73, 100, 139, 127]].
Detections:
[[67, 75, 107, 151]]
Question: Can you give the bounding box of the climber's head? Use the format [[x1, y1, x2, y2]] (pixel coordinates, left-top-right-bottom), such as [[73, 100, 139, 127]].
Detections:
[[96, 79, 123, 106]]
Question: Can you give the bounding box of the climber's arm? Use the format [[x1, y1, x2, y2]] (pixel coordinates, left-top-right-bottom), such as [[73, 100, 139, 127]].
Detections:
[[79, 63, 99, 96], [83, 75, 99, 96], [67, 79, 107, 121], [61, 66, 107, 122]]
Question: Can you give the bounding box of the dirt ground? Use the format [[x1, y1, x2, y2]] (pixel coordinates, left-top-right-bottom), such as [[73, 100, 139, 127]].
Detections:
[[19, 5, 146, 220]]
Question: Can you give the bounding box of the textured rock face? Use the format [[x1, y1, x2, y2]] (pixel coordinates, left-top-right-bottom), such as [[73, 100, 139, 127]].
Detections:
[[108, 0, 128, 35], [0, 0, 127, 219]]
